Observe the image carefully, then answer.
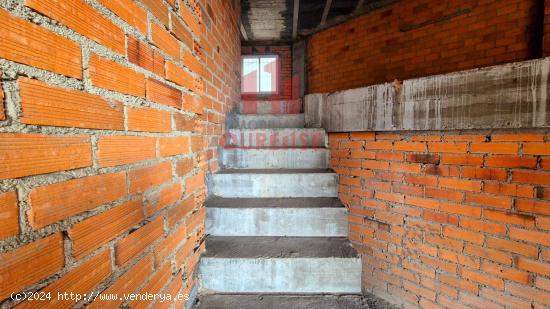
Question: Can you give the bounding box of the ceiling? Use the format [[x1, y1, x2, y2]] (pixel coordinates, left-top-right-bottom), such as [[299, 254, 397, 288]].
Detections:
[[240, 0, 398, 42]]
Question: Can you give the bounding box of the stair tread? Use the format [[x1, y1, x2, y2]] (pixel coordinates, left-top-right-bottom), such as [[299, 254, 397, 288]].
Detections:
[[205, 197, 344, 208], [216, 168, 334, 174], [195, 294, 385, 309], [203, 236, 358, 259]]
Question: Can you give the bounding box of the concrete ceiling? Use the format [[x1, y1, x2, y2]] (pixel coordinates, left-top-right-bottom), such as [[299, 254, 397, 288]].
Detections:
[[240, 0, 398, 42]]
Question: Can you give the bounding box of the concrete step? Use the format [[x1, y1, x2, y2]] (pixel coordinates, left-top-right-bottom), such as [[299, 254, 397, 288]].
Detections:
[[231, 113, 305, 129], [209, 169, 338, 198], [221, 148, 329, 169], [205, 197, 347, 237], [195, 294, 380, 309], [199, 236, 361, 294], [239, 99, 301, 114], [225, 128, 326, 148]]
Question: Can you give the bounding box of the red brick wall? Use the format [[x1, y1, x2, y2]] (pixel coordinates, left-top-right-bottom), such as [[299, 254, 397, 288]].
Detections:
[[308, 0, 542, 93], [0, 0, 240, 307], [241, 45, 293, 100], [330, 131, 550, 308]]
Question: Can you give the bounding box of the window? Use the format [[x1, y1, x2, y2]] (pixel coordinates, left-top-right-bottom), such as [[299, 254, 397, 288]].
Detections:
[[242, 55, 278, 94]]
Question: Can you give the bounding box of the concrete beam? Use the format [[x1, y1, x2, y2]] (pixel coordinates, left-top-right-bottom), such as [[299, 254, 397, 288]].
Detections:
[[292, 0, 300, 39], [305, 58, 550, 132], [320, 0, 332, 26]]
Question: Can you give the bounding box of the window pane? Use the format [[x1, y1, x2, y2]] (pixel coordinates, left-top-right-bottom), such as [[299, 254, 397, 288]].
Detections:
[[242, 58, 259, 93], [259, 57, 277, 93]]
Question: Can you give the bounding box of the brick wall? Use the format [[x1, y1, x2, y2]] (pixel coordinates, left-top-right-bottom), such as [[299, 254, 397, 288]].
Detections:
[[241, 45, 293, 100], [0, 0, 240, 307], [330, 131, 550, 308], [308, 0, 542, 93]]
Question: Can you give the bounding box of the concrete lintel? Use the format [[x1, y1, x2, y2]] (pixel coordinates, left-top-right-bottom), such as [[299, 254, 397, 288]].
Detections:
[[305, 58, 550, 132]]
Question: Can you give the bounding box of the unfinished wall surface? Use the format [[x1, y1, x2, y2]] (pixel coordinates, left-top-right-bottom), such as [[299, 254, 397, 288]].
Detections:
[[308, 0, 543, 93], [330, 130, 550, 308], [0, 0, 240, 308]]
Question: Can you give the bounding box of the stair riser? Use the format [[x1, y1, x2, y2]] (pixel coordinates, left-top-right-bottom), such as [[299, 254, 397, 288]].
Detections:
[[200, 258, 361, 293], [210, 173, 338, 198], [225, 129, 326, 148], [233, 114, 305, 129], [240, 100, 301, 114], [221, 149, 329, 169], [206, 208, 348, 237]]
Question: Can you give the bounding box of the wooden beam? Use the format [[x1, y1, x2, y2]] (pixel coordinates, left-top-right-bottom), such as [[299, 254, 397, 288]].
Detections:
[[240, 21, 248, 41], [292, 0, 300, 39], [320, 0, 332, 26]]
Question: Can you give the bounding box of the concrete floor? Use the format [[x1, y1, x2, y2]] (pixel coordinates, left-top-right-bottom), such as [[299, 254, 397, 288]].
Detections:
[[194, 294, 397, 309]]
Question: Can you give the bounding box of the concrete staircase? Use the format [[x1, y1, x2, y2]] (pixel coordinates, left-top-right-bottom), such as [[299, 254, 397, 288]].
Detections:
[[195, 100, 362, 308]]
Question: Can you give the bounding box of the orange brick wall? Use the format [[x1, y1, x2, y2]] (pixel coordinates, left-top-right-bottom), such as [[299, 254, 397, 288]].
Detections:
[[241, 45, 294, 100], [0, 0, 240, 307], [330, 131, 550, 308], [308, 0, 543, 93]]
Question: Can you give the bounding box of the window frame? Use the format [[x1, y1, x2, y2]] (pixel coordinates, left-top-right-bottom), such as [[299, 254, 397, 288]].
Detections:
[[241, 54, 280, 95]]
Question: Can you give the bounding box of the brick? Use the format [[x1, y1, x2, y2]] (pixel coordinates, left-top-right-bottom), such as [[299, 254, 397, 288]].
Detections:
[[183, 94, 204, 114], [145, 182, 182, 216], [154, 222, 187, 265], [464, 244, 513, 265], [186, 171, 205, 193], [159, 136, 190, 157], [428, 142, 467, 153], [141, 0, 169, 26], [0, 133, 92, 180], [464, 193, 512, 209], [440, 154, 483, 166], [481, 261, 530, 284], [392, 141, 425, 152], [362, 159, 389, 170], [97, 135, 156, 167], [176, 158, 194, 176], [166, 62, 195, 90], [29, 172, 126, 229], [471, 142, 518, 154], [191, 135, 205, 152], [439, 178, 481, 192], [461, 167, 507, 181], [425, 187, 463, 201], [508, 282, 550, 306], [442, 226, 484, 244], [364, 141, 393, 150], [146, 78, 182, 108], [0, 80, 4, 121], [152, 22, 180, 60], [439, 249, 479, 269], [485, 156, 537, 169], [129, 262, 172, 308], [483, 209, 535, 228], [483, 182, 533, 198], [510, 227, 550, 246], [69, 200, 144, 259], [179, 4, 202, 36], [486, 236, 538, 258], [88, 255, 153, 308], [523, 143, 550, 155], [405, 196, 439, 210], [479, 287, 532, 309], [350, 132, 375, 140], [115, 217, 164, 266], [492, 134, 544, 142], [183, 49, 205, 77], [403, 280, 436, 301], [90, 55, 145, 96], [129, 161, 172, 194], [462, 268, 504, 290], [536, 276, 550, 292], [168, 196, 195, 226], [27, 0, 124, 54], [419, 255, 457, 274], [128, 36, 165, 76], [406, 153, 439, 164], [171, 14, 193, 48], [174, 113, 199, 132], [0, 234, 64, 300], [512, 170, 550, 186], [18, 250, 111, 309], [19, 78, 124, 130], [0, 9, 82, 78], [127, 107, 171, 133], [97, 0, 147, 34], [460, 218, 506, 235], [0, 191, 18, 240], [405, 174, 438, 186], [515, 199, 550, 215]]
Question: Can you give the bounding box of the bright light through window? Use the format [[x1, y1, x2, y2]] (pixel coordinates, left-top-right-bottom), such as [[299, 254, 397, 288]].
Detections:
[[242, 56, 278, 94]]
